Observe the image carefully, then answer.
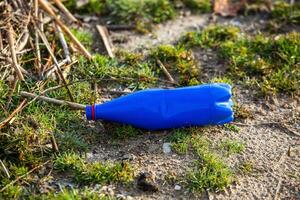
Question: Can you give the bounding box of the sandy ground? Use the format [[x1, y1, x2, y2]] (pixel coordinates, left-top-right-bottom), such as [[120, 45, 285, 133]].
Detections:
[[81, 13, 300, 199]]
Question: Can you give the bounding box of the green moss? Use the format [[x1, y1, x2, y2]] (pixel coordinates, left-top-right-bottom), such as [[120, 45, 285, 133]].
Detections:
[[219, 139, 245, 156], [239, 161, 253, 174], [111, 124, 141, 140], [70, 28, 93, 50], [179, 25, 240, 48], [169, 129, 234, 192], [219, 31, 300, 95], [106, 0, 175, 24], [150, 45, 200, 85], [64, 0, 106, 14], [271, 1, 300, 25], [210, 76, 233, 85], [188, 135, 233, 192], [54, 152, 133, 185], [182, 0, 211, 13]]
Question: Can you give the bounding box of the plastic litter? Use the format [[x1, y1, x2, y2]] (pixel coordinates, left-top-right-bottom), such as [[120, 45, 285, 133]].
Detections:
[[86, 83, 234, 130]]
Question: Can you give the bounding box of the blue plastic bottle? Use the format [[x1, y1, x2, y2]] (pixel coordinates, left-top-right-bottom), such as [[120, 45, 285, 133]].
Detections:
[[86, 83, 234, 130]]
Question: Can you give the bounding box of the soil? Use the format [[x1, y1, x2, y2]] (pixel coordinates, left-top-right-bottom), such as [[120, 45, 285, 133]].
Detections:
[[79, 13, 300, 199]]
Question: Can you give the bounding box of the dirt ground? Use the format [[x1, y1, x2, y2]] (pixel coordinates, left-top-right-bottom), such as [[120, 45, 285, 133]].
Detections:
[[73, 13, 300, 199]]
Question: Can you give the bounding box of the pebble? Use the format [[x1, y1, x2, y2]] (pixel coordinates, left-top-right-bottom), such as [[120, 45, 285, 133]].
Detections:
[[163, 143, 172, 154], [174, 184, 182, 191]]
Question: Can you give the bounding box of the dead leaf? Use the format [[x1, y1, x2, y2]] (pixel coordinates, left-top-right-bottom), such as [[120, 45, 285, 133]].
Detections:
[[214, 0, 246, 17]]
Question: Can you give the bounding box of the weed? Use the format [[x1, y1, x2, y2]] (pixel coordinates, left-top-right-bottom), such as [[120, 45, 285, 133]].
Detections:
[[64, 0, 106, 14], [182, 0, 211, 13], [54, 152, 133, 185], [224, 124, 240, 133], [111, 124, 141, 140], [106, 0, 175, 24], [238, 161, 254, 174], [271, 1, 300, 25], [150, 44, 200, 85], [210, 76, 233, 85], [70, 28, 93, 50], [169, 129, 234, 191], [179, 25, 240, 48], [219, 139, 245, 156]]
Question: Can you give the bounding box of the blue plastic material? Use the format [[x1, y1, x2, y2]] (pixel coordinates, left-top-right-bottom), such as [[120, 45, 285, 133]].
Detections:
[[86, 83, 234, 130]]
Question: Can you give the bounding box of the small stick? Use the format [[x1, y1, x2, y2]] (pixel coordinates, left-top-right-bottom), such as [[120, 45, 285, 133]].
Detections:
[[21, 91, 85, 110], [52, 0, 78, 23], [0, 159, 10, 178], [96, 25, 114, 58], [38, 0, 92, 59], [106, 24, 135, 31], [0, 160, 50, 193], [55, 24, 71, 63], [157, 59, 176, 84], [0, 100, 27, 130], [36, 26, 74, 102], [16, 30, 29, 52], [34, 0, 42, 76], [50, 133, 59, 153], [7, 21, 24, 81], [44, 58, 69, 78], [0, 30, 3, 50]]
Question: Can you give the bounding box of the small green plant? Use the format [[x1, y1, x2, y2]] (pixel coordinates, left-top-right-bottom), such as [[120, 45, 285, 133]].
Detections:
[[179, 25, 240, 48], [271, 1, 300, 25], [111, 124, 141, 140], [150, 44, 200, 85], [210, 76, 233, 85], [219, 139, 245, 156], [70, 28, 93, 50], [64, 0, 106, 14], [224, 124, 240, 133], [54, 152, 133, 184], [169, 129, 234, 192], [239, 161, 254, 174], [106, 0, 175, 25], [182, 0, 211, 13]]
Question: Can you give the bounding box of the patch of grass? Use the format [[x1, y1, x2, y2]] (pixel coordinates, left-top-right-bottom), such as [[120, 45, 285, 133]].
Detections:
[[188, 135, 233, 192], [271, 1, 300, 25], [150, 44, 200, 85], [179, 25, 240, 48], [54, 152, 133, 185], [210, 76, 233, 85], [64, 0, 106, 14], [219, 139, 245, 156], [37, 188, 113, 200], [182, 0, 211, 13], [111, 124, 141, 140], [70, 28, 93, 50], [169, 129, 234, 192], [234, 104, 253, 119], [219, 31, 300, 95], [238, 161, 254, 174], [106, 0, 175, 25], [224, 124, 240, 133], [74, 54, 157, 90]]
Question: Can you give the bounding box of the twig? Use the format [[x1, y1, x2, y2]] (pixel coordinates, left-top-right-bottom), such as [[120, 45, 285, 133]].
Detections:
[[36, 26, 75, 102], [0, 100, 27, 130], [52, 0, 78, 23], [38, 0, 92, 59], [34, 0, 42, 77], [157, 59, 176, 84], [0, 30, 3, 50], [55, 24, 71, 63], [96, 25, 114, 58], [43, 58, 69, 78], [106, 24, 135, 31], [20, 91, 85, 110], [7, 18, 24, 81], [0, 160, 50, 193], [0, 159, 10, 178]]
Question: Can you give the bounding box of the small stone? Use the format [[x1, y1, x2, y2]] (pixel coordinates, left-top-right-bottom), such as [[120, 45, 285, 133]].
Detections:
[[174, 184, 181, 191], [163, 143, 172, 154], [126, 196, 134, 200], [202, 54, 208, 61], [121, 153, 136, 161], [116, 194, 126, 200]]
